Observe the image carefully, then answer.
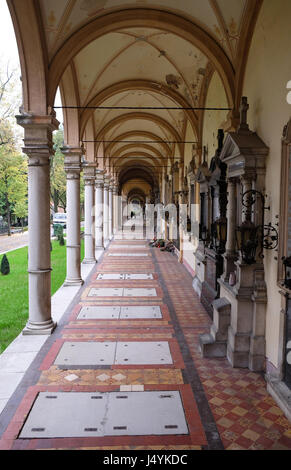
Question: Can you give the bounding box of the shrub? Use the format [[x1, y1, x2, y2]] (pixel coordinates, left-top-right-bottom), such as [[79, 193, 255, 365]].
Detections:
[[59, 235, 65, 246], [1, 254, 10, 275], [54, 224, 63, 240]]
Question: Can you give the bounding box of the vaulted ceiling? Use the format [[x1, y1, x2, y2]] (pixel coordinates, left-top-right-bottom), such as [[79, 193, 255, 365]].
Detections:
[[9, 0, 262, 190]]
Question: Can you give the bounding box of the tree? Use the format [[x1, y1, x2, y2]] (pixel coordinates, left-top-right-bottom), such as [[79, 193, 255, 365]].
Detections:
[[0, 150, 28, 235], [0, 61, 22, 149], [50, 127, 85, 216], [0, 60, 26, 234]]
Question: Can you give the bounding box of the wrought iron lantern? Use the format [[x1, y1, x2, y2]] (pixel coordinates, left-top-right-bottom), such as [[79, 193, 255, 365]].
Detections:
[[282, 256, 291, 290], [236, 219, 260, 265], [212, 216, 227, 254], [235, 189, 278, 265]]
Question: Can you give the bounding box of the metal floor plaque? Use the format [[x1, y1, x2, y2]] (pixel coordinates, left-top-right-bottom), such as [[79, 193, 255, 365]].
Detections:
[[125, 274, 153, 280], [77, 306, 120, 319], [19, 391, 188, 438], [54, 341, 172, 366], [123, 288, 157, 297], [54, 342, 116, 366], [88, 288, 123, 297], [88, 288, 157, 297], [108, 253, 148, 257], [111, 245, 147, 249], [120, 306, 162, 319], [96, 273, 153, 280], [77, 306, 162, 320], [97, 273, 124, 280], [115, 342, 173, 365]]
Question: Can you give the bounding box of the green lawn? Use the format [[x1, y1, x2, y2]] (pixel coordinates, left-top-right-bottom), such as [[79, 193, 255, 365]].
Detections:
[[0, 238, 84, 354]]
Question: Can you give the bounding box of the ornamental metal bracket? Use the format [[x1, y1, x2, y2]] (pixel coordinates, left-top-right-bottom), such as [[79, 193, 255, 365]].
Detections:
[[241, 189, 279, 259]]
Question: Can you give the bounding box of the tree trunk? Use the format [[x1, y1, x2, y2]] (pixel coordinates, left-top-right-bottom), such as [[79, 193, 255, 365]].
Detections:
[[5, 193, 11, 236], [53, 189, 59, 213]]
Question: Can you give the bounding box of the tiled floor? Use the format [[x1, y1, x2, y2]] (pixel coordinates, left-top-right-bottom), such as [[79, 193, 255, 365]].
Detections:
[[0, 233, 290, 450]]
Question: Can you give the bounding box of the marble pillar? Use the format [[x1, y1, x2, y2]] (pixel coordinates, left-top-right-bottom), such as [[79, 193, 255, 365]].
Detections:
[[108, 183, 113, 240], [16, 112, 59, 335], [95, 169, 104, 250], [83, 163, 96, 264], [63, 147, 84, 286], [103, 175, 110, 246], [221, 178, 237, 283], [113, 184, 119, 234]]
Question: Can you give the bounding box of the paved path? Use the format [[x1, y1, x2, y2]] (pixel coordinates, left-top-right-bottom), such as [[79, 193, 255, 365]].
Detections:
[[0, 232, 29, 255], [0, 230, 290, 450]]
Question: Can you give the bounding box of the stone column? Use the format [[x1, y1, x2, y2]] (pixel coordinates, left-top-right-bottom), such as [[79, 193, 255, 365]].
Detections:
[[16, 112, 59, 335], [221, 178, 237, 283], [95, 169, 104, 249], [63, 147, 84, 286], [103, 175, 110, 246], [83, 163, 96, 264], [108, 182, 113, 240], [113, 184, 119, 234]]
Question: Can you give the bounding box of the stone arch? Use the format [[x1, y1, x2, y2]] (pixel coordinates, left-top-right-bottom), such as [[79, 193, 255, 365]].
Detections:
[[104, 130, 172, 159], [48, 8, 235, 110], [79, 80, 199, 138], [8, 0, 48, 114], [95, 112, 184, 156], [59, 63, 81, 146], [111, 152, 164, 170]]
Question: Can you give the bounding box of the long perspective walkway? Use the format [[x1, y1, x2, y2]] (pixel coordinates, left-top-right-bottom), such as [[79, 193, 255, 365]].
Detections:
[[0, 232, 291, 451]]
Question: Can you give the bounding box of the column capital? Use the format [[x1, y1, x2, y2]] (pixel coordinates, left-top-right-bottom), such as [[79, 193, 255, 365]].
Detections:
[[95, 169, 105, 188], [83, 162, 97, 185], [112, 183, 119, 195], [16, 112, 59, 165], [62, 146, 83, 177], [103, 174, 111, 189], [16, 111, 59, 133]]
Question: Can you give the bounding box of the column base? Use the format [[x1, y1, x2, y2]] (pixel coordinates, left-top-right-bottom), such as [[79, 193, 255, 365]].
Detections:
[[82, 258, 97, 264], [63, 278, 84, 287], [22, 320, 57, 336]]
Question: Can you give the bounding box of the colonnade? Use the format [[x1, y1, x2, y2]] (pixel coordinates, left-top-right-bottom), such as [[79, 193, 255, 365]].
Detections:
[[18, 121, 119, 335]]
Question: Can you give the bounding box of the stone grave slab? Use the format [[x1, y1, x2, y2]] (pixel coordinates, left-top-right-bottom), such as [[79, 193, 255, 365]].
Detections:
[[96, 273, 124, 280], [108, 253, 148, 257], [125, 274, 153, 280], [120, 306, 162, 319], [54, 342, 116, 366], [123, 288, 157, 297], [88, 288, 123, 297], [77, 306, 121, 320], [115, 341, 173, 365], [19, 391, 188, 438]]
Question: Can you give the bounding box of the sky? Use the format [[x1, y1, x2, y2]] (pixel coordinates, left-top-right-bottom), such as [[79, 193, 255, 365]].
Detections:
[[0, 1, 19, 67], [0, 1, 63, 125]]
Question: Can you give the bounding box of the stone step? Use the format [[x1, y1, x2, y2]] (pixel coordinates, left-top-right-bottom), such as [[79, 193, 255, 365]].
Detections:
[[199, 333, 227, 358]]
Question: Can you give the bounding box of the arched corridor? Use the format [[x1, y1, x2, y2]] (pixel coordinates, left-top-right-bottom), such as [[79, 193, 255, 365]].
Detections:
[[0, 0, 291, 452], [0, 228, 291, 450]]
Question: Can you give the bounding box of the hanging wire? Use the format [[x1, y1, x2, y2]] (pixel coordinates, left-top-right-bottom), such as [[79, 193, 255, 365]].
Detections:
[[82, 140, 198, 144], [54, 105, 232, 111]]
